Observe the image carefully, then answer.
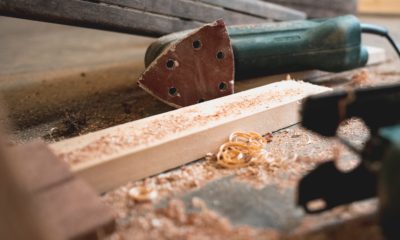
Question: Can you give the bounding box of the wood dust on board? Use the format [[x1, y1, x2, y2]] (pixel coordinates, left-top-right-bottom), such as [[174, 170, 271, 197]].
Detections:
[[56, 81, 327, 166]]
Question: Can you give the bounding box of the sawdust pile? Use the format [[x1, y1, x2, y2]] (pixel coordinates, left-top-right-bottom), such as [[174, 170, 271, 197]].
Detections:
[[102, 119, 375, 239], [105, 195, 279, 240]]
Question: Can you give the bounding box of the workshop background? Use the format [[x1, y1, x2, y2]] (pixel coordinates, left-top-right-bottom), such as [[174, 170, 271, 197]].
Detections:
[[0, 0, 400, 239]]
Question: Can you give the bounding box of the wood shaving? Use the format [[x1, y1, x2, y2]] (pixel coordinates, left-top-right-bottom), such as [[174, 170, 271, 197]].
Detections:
[[350, 69, 370, 86], [128, 186, 158, 203], [215, 131, 270, 169]]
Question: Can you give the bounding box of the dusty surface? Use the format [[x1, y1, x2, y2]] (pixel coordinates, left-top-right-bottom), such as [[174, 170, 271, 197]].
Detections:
[[98, 61, 399, 239], [1, 15, 399, 143], [1, 15, 399, 239], [101, 119, 380, 239]]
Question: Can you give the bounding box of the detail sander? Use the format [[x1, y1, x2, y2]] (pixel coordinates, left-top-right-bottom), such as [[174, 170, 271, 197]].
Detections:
[[139, 15, 400, 108]]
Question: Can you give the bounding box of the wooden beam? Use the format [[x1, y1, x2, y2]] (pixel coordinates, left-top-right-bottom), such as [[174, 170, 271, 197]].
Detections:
[[0, 140, 115, 239], [197, 0, 306, 21], [0, 0, 201, 37], [0, 0, 304, 38], [99, 0, 265, 25], [262, 0, 357, 18], [50, 81, 330, 193]]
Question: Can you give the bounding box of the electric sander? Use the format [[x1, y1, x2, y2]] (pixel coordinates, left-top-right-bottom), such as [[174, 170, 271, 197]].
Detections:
[[139, 15, 400, 108]]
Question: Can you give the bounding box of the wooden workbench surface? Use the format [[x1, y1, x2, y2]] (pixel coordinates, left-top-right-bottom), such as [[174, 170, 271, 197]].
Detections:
[[1, 15, 399, 239]]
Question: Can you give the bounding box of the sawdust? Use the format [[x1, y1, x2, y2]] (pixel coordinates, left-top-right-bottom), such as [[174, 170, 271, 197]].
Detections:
[[350, 69, 370, 87], [100, 118, 377, 239], [104, 197, 279, 240]]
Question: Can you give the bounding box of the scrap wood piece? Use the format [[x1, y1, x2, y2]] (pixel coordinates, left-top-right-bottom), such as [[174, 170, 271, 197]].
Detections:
[[0, 140, 115, 240], [36, 178, 116, 240], [0, 137, 57, 240], [50, 80, 330, 193], [6, 141, 73, 193]]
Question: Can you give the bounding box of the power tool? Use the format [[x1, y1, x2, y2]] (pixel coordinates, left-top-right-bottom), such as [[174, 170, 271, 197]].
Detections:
[[140, 15, 400, 108], [297, 82, 400, 239]]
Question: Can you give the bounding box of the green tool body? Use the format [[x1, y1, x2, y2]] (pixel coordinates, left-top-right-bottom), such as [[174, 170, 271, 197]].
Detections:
[[145, 15, 369, 80]]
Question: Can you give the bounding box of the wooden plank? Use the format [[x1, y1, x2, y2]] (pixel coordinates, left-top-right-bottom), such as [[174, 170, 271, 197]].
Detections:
[[0, 138, 115, 239], [359, 0, 400, 15], [6, 141, 73, 193], [263, 0, 357, 18], [0, 0, 201, 37], [0, 135, 58, 240], [50, 81, 330, 193], [35, 178, 115, 240], [197, 0, 306, 21], [99, 0, 265, 25]]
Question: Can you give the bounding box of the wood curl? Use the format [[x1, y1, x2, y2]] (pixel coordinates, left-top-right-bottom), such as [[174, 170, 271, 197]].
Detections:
[[216, 131, 271, 169]]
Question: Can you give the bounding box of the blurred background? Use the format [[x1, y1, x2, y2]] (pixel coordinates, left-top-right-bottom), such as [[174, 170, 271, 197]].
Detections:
[[0, 0, 399, 143]]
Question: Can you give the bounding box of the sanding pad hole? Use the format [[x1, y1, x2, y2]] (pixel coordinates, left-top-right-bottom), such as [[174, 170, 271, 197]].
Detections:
[[216, 51, 225, 60], [219, 82, 227, 91], [168, 87, 178, 96], [166, 59, 175, 69], [192, 40, 202, 49]]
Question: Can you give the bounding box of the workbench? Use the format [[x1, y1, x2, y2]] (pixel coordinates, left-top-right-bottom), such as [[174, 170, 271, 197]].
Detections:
[[0, 15, 399, 239]]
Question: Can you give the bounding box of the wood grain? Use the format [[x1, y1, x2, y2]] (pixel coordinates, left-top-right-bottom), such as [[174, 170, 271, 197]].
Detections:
[[99, 0, 265, 25], [198, 0, 306, 20], [50, 81, 330, 193], [0, 0, 304, 38], [0, 0, 201, 37], [359, 0, 400, 15], [263, 0, 357, 18], [0, 139, 115, 239]]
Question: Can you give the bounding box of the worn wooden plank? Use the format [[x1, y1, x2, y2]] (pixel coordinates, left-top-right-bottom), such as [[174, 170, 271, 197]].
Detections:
[[36, 178, 115, 240], [0, 134, 58, 240], [197, 0, 306, 21], [99, 0, 265, 25], [0, 137, 115, 239], [0, 0, 201, 37], [50, 81, 330, 193], [262, 0, 357, 18], [6, 141, 73, 193], [359, 0, 400, 15]]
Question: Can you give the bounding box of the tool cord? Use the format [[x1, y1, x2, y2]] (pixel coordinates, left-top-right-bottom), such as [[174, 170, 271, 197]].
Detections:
[[361, 23, 400, 58]]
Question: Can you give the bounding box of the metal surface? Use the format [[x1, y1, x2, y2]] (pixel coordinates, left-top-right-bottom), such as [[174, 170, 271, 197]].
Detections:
[[138, 20, 234, 108], [159, 176, 301, 230]]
